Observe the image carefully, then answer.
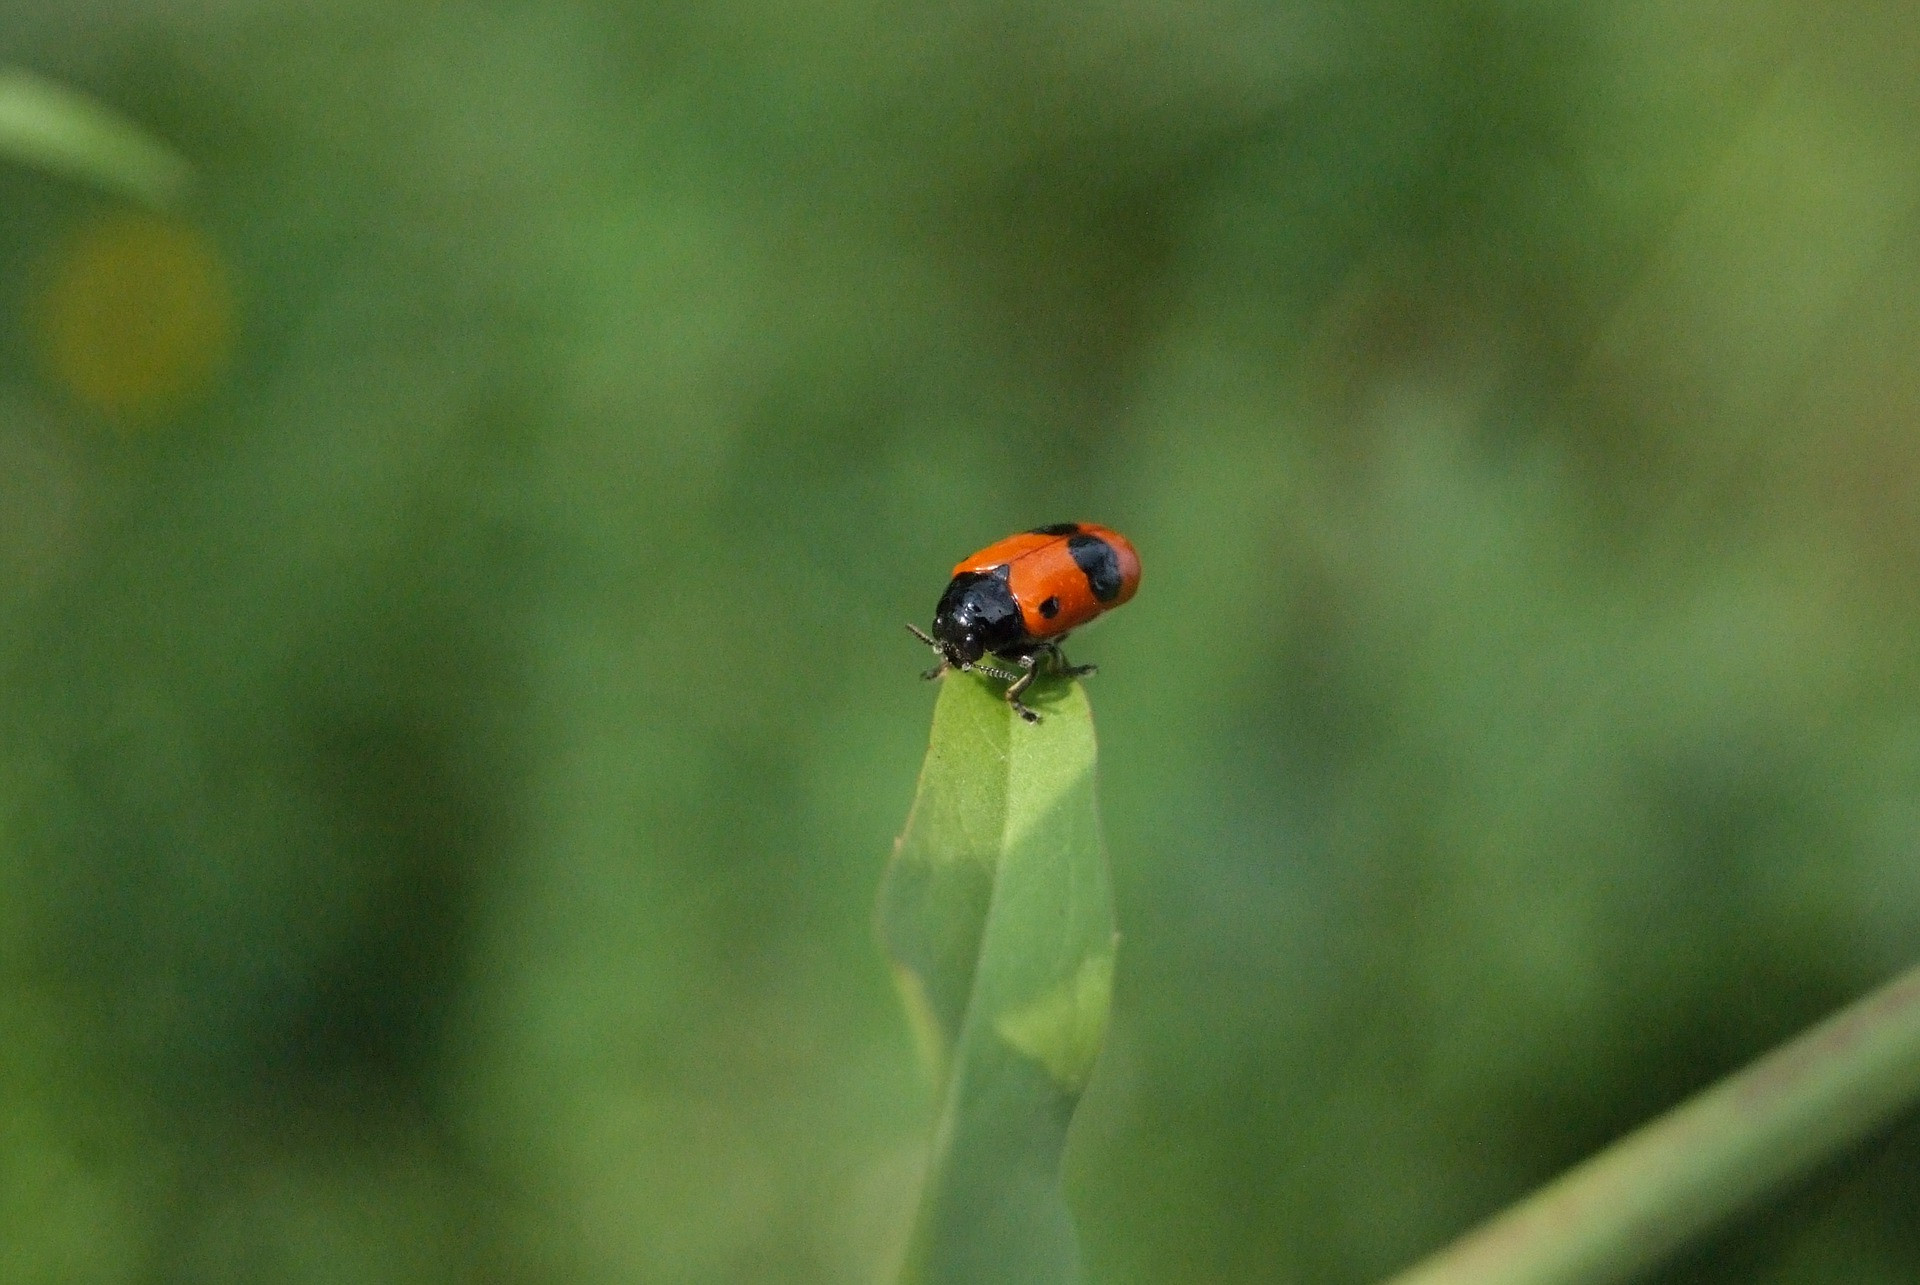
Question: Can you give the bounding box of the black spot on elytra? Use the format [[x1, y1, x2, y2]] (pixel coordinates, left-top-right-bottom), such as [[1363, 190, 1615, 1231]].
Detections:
[[1067, 534, 1123, 602], [1039, 596, 1061, 619], [1029, 523, 1081, 536]]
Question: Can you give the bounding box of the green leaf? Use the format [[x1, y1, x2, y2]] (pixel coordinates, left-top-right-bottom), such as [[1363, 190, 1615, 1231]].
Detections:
[[0, 69, 190, 207], [878, 667, 1117, 1285]]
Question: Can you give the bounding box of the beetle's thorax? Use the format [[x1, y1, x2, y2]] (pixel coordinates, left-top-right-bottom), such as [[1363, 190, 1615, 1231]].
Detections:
[[931, 567, 1025, 664]]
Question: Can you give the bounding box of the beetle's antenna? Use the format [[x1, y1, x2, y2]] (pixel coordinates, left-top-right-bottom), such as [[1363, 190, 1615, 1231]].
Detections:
[[906, 623, 948, 680]]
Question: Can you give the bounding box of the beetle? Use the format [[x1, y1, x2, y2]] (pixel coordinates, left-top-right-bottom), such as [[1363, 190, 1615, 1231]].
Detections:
[[907, 522, 1141, 722]]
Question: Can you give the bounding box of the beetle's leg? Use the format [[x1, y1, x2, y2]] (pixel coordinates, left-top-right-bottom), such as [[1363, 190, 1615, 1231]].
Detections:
[[1003, 653, 1043, 723], [1039, 640, 1096, 678]]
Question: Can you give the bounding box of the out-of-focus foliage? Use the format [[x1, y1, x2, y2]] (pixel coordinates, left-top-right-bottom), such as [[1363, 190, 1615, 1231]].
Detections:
[[0, 69, 190, 208], [3, 2, 1920, 1282]]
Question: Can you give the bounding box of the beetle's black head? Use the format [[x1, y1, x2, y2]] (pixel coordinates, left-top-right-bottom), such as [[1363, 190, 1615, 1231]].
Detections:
[[929, 567, 1025, 666]]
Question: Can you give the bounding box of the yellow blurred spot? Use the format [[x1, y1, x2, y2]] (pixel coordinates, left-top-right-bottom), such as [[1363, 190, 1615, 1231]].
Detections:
[[995, 951, 1114, 1092], [37, 212, 232, 420]]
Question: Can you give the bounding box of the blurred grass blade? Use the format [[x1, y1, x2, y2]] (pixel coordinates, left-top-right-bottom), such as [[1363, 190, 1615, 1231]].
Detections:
[[0, 69, 190, 206], [878, 669, 1116, 1285], [1386, 961, 1920, 1285]]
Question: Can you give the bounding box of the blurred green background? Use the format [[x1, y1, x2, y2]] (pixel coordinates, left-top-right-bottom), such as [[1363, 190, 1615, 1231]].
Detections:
[[5, 2, 1920, 1281]]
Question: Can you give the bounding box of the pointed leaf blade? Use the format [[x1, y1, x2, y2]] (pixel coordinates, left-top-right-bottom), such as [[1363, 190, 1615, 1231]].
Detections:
[[879, 670, 1117, 1285]]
